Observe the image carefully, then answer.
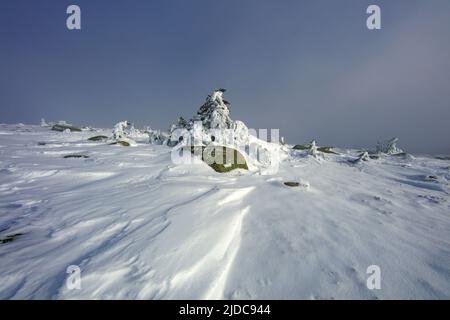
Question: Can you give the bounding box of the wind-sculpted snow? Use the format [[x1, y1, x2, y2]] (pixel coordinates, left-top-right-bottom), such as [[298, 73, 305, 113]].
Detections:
[[0, 124, 449, 299]]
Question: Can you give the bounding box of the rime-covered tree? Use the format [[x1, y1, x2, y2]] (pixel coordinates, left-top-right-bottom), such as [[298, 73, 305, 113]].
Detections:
[[166, 89, 249, 148], [113, 121, 130, 140], [376, 138, 404, 155]]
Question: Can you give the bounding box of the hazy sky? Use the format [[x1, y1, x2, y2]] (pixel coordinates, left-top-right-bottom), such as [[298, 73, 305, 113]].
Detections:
[[1, 0, 449, 153]]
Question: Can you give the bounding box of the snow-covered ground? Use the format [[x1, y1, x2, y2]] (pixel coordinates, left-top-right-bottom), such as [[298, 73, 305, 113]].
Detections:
[[0, 123, 449, 299]]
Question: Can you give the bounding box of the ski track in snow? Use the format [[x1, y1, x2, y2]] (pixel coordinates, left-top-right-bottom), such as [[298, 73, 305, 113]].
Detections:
[[0, 124, 450, 299]]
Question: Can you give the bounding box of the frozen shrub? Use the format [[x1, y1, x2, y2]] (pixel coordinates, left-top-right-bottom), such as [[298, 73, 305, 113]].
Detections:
[[166, 89, 249, 148], [111, 121, 136, 146], [112, 121, 129, 140], [376, 138, 404, 155], [40, 118, 49, 127]]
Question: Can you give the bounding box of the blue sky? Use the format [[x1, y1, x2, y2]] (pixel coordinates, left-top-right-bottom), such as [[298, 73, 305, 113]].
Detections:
[[1, 0, 449, 153]]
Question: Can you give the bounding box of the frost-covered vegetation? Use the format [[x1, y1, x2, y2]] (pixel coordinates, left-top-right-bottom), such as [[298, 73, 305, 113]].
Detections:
[[165, 89, 250, 148], [376, 137, 404, 155]]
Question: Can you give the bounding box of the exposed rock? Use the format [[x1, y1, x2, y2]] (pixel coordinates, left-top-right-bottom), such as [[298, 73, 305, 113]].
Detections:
[[184, 145, 248, 173], [292, 144, 310, 150], [110, 141, 130, 147], [51, 124, 81, 132], [283, 180, 310, 188], [0, 233, 23, 244], [284, 181, 300, 187], [293, 141, 338, 154], [317, 147, 338, 154], [424, 175, 439, 182], [88, 135, 108, 141], [63, 154, 89, 158]]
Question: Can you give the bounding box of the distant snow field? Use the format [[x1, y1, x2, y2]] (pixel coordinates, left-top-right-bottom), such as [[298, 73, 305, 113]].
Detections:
[[0, 123, 449, 299]]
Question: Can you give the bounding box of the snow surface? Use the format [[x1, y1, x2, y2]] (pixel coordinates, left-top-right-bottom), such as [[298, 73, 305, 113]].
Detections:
[[0, 124, 449, 299]]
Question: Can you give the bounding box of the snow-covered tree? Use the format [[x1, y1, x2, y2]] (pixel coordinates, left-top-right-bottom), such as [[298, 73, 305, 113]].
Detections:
[[309, 140, 318, 157], [166, 117, 189, 146], [169, 117, 188, 133], [166, 89, 249, 148], [40, 118, 49, 127], [110, 121, 138, 146], [349, 151, 371, 164], [148, 129, 169, 145], [358, 151, 371, 161], [161, 89, 280, 173], [197, 89, 233, 131], [376, 137, 404, 155], [128, 123, 140, 138], [113, 121, 129, 140]]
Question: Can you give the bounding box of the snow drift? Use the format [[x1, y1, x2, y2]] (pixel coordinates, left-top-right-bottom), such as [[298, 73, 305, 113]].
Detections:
[[0, 122, 449, 299]]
